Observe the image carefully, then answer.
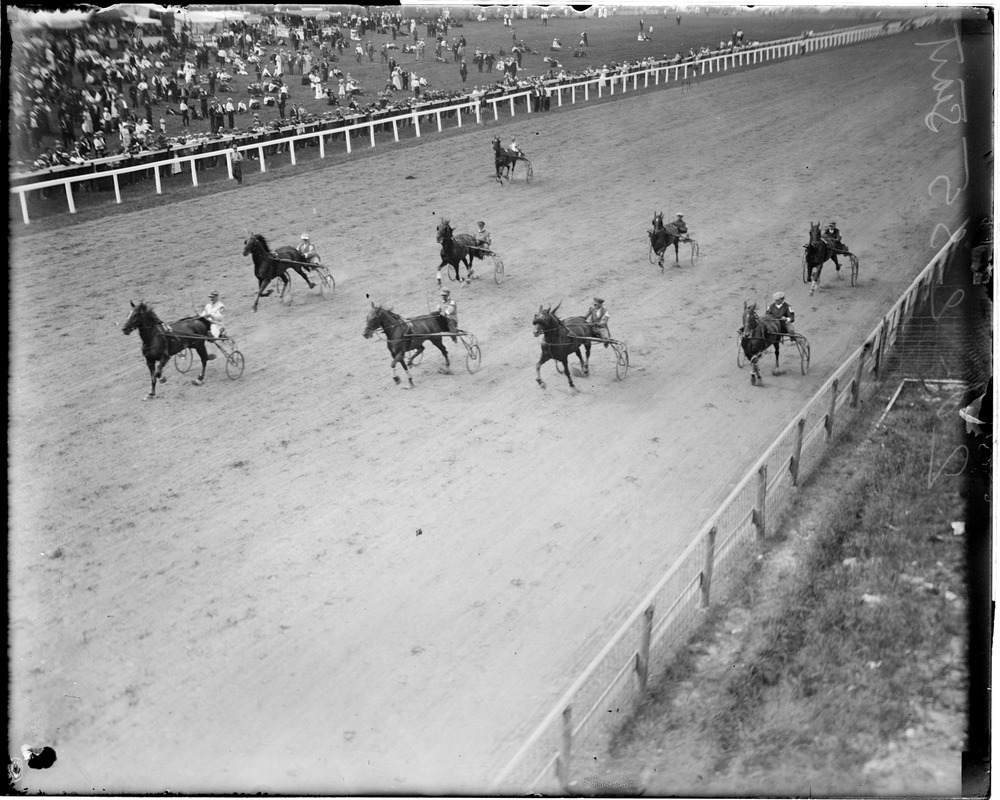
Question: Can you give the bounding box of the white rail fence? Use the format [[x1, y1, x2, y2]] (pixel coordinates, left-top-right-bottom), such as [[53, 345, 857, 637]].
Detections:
[[10, 19, 930, 225], [490, 223, 969, 793]]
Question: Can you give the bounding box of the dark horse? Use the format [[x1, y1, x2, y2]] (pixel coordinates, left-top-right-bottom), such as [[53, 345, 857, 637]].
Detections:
[[533, 303, 596, 390], [648, 211, 686, 270], [803, 221, 855, 295], [436, 219, 482, 284], [122, 301, 212, 399], [243, 232, 316, 312], [739, 300, 783, 386], [492, 136, 529, 184], [362, 303, 451, 387]]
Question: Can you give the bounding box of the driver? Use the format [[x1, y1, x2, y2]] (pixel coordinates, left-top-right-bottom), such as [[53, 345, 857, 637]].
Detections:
[[823, 221, 845, 252], [438, 288, 458, 340], [475, 220, 492, 252], [200, 290, 226, 358], [669, 213, 690, 241], [765, 291, 796, 338], [584, 296, 611, 347], [298, 233, 320, 264], [509, 136, 522, 156]]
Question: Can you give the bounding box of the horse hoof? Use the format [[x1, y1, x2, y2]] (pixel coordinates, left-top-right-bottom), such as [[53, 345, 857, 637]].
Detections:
[[192, 379, 203, 386], [750, 374, 756, 385], [144, 393, 155, 400], [393, 376, 401, 385], [159, 376, 167, 383]]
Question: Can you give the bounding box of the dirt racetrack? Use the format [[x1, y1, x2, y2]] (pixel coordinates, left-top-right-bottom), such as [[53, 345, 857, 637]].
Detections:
[[9, 26, 968, 794]]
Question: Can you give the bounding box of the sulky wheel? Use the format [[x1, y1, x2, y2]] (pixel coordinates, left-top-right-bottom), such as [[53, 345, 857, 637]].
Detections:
[[493, 255, 505, 285], [466, 342, 482, 373], [689, 239, 700, 267], [614, 344, 629, 380], [525, 162, 533, 183], [175, 347, 193, 374], [226, 350, 245, 380], [795, 337, 811, 375], [850, 253, 859, 287], [736, 333, 746, 368], [319, 268, 336, 298]]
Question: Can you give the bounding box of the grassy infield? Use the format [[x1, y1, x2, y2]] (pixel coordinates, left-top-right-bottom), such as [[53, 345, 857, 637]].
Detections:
[[607, 350, 984, 793]]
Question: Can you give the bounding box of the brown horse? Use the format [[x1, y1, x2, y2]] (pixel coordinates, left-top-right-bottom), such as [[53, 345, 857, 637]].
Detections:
[[648, 211, 686, 270], [122, 301, 212, 399], [532, 303, 597, 390], [362, 303, 451, 387], [436, 219, 482, 285], [739, 300, 783, 386], [243, 232, 316, 312]]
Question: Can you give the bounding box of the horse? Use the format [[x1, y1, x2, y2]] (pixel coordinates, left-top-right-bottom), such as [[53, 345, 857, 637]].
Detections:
[[492, 136, 528, 184], [739, 300, 784, 386], [436, 219, 482, 284], [532, 303, 596, 390], [648, 211, 686, 270], [121, 301, 212, 400], [362, 303, 451, 387], [243, 232, 317, 312], [803, 221, 855, 295]]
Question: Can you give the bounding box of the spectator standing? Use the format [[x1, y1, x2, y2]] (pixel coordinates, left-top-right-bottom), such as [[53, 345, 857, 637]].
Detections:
[[226, 98, 235, 129], [230, 143, 243, 184], [179, 99, 189, 126], [459, 60, 468, 84]]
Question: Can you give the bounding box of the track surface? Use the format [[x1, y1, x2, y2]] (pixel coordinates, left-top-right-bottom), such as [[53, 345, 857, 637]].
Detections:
[[9, 29, 965, 794]]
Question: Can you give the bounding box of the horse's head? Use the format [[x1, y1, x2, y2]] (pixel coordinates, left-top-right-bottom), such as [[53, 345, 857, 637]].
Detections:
[[532, 303, 560, 337], [491, 136, 501, 152], [652, 211, 664, 230], [742, 300, 759, 333], [363, 302, 386, 339], [808, 221, 822, 244], [436, 219, 453, 244], [122, 300, 155, 336]]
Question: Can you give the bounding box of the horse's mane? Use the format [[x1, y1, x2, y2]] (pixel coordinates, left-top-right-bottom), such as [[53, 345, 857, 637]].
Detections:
[[250, 232, 270, 251], [135, 302, 162, 324]]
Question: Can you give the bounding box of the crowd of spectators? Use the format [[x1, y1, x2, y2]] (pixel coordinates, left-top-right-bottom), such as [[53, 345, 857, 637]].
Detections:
[[11, 8, 769, 177]]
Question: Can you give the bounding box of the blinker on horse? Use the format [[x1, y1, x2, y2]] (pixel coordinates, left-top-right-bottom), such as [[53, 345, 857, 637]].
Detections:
[[122, 301, 212, 400], [533, 303, 596, 390], [243, 232, 316, 312], [363, 302, 451, 387]]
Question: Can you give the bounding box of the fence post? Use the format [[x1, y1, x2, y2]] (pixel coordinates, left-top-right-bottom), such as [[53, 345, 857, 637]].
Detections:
[[557, 706, 573, 788], [752, 464, 767, 540], [851, 346, 868, 407], [790, 418, 806, 485], [700, 526, 717, 607], [636, 605, 654, 692], [825, 379, 839, 439], [874, 319, 888, 377]]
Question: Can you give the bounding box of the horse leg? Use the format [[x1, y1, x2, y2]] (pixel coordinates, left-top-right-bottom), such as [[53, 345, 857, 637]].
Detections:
[[832, 253, 842, 275], [749, 354, 762, 386], [577, 344, 590, 376], [772, 342, 781, 376], [294, 264, 316, 289], [144, 357, 159, 399], [561, 357, 576, 389], [406, 344, 424, 368], [673, 240, 681, 266], [253, 278, 271, 312], [431, 339, 450, 371], [192, 343, 209, 385], [536, 353, 551, 389], [465, 255, 475, 283]]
